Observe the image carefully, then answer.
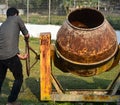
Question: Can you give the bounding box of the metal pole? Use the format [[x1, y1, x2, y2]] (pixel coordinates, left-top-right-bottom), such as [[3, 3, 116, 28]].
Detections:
[[27, 0, 29, 23], [6, 0, 8, 9], [48, 0, 51, 24], [98, 0, 100, 10], [74, 0, 76, 8]]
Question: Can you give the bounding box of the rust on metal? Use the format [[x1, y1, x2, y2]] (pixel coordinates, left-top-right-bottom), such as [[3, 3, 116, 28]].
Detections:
[[55, 8, 118, 76], [40, 33, 52, 100], [56, 8, 118, 65], [51, 73, 64, 94], [39, 32, 120, 102], [39, 8, 120, 102], [51, 91, 120, 102], [25, 39, 30, 76], [54, 50, 115, 77]]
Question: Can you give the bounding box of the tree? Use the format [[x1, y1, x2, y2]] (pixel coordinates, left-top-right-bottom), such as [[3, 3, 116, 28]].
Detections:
[[0, 0, 6, 4]]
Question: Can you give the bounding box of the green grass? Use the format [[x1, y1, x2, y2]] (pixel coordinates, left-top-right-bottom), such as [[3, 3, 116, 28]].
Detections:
[[21, 14, 66, 25], [0, 36, 119, 105]]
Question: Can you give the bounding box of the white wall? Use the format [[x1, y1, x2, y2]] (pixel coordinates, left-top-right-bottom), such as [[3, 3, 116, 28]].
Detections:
[[25, 24, 60, 40]]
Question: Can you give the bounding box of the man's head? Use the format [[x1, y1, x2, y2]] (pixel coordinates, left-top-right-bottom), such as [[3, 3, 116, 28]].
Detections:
[[6, 7, 19, 17]]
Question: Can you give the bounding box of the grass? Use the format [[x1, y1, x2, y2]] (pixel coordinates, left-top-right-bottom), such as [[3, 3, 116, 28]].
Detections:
[[0, 36, 119, 105], [21, 14, 66, 25]]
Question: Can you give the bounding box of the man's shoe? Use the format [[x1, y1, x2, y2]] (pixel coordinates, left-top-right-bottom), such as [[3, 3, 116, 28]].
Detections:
[[6, 101, 21, 105]]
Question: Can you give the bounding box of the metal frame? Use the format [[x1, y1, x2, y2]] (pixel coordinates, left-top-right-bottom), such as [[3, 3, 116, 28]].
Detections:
[[40, 33, 120, 102]]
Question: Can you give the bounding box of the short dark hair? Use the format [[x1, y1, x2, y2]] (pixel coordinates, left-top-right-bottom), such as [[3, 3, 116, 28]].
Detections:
[[6, 7, 19, 17]]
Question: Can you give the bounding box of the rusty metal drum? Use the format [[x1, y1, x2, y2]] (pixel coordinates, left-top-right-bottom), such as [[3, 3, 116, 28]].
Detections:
[[55, 8, 118, 76]]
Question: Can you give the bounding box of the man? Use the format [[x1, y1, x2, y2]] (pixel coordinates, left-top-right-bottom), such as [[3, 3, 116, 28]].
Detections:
[[0, 7, 29, 105]]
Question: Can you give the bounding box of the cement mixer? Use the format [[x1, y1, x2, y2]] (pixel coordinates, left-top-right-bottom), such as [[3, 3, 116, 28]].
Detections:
[[39, 8, 120, 102], [55, 8, 118, 77]]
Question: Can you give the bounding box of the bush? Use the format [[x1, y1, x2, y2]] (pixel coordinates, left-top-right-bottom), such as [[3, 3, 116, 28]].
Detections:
[[107, 15, 120, 30]]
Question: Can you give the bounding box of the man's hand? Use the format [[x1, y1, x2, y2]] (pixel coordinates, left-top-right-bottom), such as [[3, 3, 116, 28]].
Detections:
[[24, 34, 29, 42], [17, 53, 29, 60]]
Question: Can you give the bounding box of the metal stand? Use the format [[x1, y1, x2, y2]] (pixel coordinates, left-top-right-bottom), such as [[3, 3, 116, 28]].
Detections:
[[40, 33, 120, 102]]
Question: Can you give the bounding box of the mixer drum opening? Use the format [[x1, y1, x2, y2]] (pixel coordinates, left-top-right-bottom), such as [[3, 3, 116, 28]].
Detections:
[[68, 8, 104, 28]]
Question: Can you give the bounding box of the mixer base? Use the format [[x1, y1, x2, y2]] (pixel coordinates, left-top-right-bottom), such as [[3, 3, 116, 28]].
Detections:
[[51, 90, 120, 102], [40, 33, 120, 103]]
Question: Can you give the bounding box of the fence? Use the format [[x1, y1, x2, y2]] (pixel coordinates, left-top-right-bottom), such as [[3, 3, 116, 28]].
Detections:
[[0, 0, 120, 24]]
